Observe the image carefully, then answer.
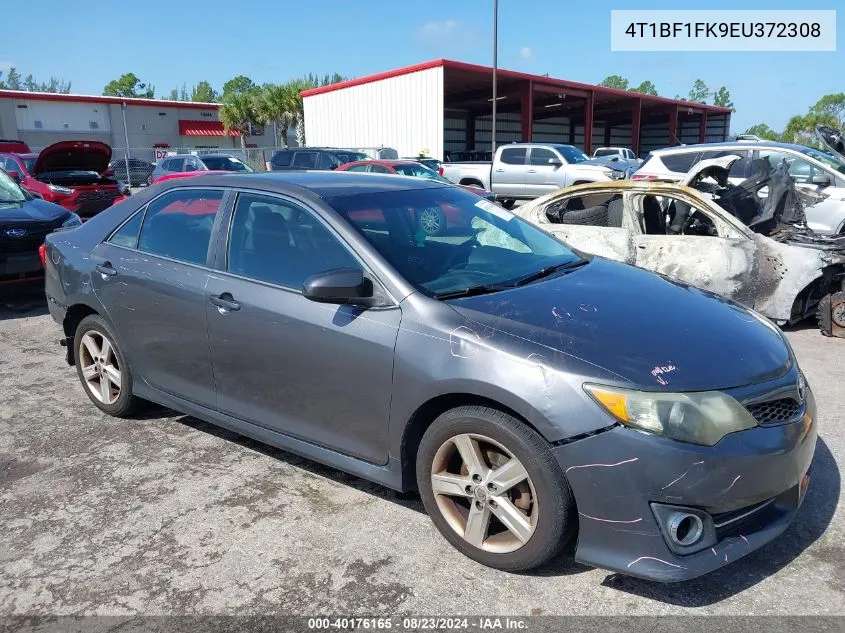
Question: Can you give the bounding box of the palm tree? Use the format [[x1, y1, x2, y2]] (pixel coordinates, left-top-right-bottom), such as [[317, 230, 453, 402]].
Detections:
[[255, 83, 296, 147], [286, 79, 313, 146], [218, 92, 256, 148]]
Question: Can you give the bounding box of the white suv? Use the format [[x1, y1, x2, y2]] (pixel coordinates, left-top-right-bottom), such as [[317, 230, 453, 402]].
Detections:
[[633, 141, 845, 234]]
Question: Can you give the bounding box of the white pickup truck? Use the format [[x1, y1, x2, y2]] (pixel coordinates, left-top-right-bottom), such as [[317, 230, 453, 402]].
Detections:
[[441, 143, 625, 208]]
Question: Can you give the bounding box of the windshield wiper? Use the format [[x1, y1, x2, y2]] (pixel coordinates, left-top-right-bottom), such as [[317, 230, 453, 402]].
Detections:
[[512, 259, 587, 287], [434, 284, 510, 300]]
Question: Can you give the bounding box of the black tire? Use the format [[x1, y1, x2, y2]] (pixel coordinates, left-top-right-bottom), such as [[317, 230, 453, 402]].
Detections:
[[416, 406, 577, 572], [74, 314, 142, 417], [500, 199, 516, 210], [416, 206, 447, 236], [560, 204, 608, 227]]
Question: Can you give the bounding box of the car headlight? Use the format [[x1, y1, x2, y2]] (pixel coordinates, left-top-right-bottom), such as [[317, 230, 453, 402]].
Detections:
[[61, 213, 82, 228], [47, 184, 74, 195], [608, 169, 626, 180], [584, 384, 757, 446]]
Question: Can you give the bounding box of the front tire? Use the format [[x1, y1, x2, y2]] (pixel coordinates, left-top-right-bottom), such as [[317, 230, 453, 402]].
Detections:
[[416, 406, 576, 571], [74, 314, 142, 417]]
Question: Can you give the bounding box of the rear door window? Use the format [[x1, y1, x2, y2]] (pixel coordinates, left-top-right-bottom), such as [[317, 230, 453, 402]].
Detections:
[[500, 148, 527, 165], [292, 152, 318, 168], [661, 152, 700, 174], [136, 189, 225, 265]]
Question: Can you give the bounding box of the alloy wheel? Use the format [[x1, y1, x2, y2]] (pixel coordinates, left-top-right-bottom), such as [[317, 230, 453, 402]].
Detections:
[[418, 208, 442, 235], [78, 331, 122, 405], [430, 433, 538, 553]]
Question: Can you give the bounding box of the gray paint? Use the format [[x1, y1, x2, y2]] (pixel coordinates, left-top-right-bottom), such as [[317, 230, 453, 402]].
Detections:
[[44, 171, 816, 581]]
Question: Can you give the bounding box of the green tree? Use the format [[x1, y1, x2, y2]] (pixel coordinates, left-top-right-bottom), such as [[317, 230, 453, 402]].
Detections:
[[191, 81, 217, 103], [23, 75, 38, 91], [809, 93, 845, 127], [179, 83, 189, 101], [688, 79, 709, 103], [103, 73, 155, 98], [167, 88, 179, 100], [6, 67, 21, 90], [219, 92, 257, 148], [287, 78, 314, 146], [630, 80, 657, 96], [599, 75, 629, 90], [713, 86, 733, 108], [255, 83, 298, 147], [221, 75, 258, 98], [742, 124, 779, 141]]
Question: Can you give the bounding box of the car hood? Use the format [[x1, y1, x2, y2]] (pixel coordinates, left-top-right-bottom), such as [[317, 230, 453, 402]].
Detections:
[[34, 140, 112, 176], [447, 257, 791, 392], [578, 160, 619, 172], [0, 197, 70, 223], [816, 125, 845, 161]]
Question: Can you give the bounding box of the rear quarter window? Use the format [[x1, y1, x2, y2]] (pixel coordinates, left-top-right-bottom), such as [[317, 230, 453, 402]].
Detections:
[[660, 152, 700, 173]]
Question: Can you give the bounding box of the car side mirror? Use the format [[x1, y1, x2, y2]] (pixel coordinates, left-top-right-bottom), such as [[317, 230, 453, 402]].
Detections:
[[810, 172, 831, 186], [302, 268, 373, 305], [6, 170, 20, 182], [103, 168, 115, 177], [548, 158, 563, 167]]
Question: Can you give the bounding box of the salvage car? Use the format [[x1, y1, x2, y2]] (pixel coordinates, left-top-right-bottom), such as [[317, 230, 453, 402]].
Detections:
[[631, 139, 845, 234], [0, 141, 123, 218], [516, 155, 845, 337], [44, 172, 816, 581], [0, 167, 80, 286]]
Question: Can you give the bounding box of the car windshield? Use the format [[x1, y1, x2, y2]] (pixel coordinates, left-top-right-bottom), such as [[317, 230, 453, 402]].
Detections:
[[329, 187, 581, 297], [0, 170, 27, 204], [22, 158, 36, 173], [200, 156, 253, 172], [393, 163, 450, 183], [796, 146, 845, 176], [557, 145, 589, 163]]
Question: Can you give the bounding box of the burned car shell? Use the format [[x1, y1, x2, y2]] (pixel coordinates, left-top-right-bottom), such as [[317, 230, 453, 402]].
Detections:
[[515, 179, 845, 328]]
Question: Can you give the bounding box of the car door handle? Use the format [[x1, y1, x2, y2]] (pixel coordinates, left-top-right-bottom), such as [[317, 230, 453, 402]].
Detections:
[[527, 169, 537, 173], [495, 168, 505, 172], [210, 293, 241, 312], [95, 262, 117, 277]]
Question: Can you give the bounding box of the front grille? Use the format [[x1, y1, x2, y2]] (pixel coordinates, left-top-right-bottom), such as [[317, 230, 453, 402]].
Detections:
[[746, 397, 802, 425], [0, 223, 54, 254], [75, 189, 121, 217]]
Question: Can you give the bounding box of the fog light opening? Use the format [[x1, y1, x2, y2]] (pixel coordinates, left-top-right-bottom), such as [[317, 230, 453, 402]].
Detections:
[[668, 512, 704, 547]]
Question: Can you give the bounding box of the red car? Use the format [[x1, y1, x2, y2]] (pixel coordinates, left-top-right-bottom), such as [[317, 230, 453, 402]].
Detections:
[[336, 159, 494, 235], [0, 140, 123, 219]]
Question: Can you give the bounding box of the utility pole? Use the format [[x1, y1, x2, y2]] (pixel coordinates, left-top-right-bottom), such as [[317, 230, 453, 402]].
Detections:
[[121, 103, 131, 186], [491, 0, 498, 157]]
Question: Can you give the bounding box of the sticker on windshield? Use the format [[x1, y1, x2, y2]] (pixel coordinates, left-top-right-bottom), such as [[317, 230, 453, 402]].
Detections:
[[475, 199, 514, 221]]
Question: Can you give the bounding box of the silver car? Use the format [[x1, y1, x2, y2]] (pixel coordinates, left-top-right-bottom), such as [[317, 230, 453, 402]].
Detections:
[[633, 141, 845, 234], [149, 153, 252, 184]]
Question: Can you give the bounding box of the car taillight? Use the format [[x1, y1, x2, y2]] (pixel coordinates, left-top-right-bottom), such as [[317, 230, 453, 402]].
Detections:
[[631, 174, 657, 180], [438, 167, 444, 176], [38, 243, 47, 268]]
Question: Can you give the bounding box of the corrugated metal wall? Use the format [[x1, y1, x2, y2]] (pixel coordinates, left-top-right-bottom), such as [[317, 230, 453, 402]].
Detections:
[[303, 67, 444, 158]]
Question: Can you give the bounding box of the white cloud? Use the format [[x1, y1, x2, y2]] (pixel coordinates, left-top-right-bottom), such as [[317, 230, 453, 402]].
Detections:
[[417, 19, 459, 45], [520, 47, 534, 59]]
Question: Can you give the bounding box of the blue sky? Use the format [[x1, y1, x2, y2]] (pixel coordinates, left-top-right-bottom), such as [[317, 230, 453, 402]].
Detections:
[[3, 0, 842, 132]]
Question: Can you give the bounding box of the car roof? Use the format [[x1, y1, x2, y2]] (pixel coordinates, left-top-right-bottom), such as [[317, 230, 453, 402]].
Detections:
[[650, 141, 813, 155], [0, 152, 37, 159], [156, 170, 448, 199]]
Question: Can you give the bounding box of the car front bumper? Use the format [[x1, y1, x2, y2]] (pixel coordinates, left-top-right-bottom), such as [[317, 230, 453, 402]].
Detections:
[[553, 387, 817, 582]]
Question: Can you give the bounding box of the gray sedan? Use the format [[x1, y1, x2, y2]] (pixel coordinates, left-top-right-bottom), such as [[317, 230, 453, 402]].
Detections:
[[43, 172, 816, 580]]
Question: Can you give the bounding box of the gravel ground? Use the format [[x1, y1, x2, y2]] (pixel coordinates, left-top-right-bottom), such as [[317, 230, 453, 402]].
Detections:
[[0, 291, 843, 617]]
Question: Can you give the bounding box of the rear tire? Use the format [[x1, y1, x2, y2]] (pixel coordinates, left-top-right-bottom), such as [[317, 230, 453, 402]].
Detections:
[[74, 315, 142, 417], [500, 199, 516, 210], [416, 406, 576, 572]]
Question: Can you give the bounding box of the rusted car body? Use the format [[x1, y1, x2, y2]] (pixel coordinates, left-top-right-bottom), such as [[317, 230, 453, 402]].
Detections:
[[514, 163, 845, 336]]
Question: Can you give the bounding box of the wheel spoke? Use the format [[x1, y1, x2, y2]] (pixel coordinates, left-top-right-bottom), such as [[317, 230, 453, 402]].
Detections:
[[464, 502, 491, 547], [489, 458, 529, 494], [431, 472, 473, 497], [453, 435, 488, 477], [103, 365, 121, 389], [99, 337, 113, 363], [99, 375, 112, 404], [81, 334, 100, 361], [81, 364, 98, 381], [490, 497, 534, 544]]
